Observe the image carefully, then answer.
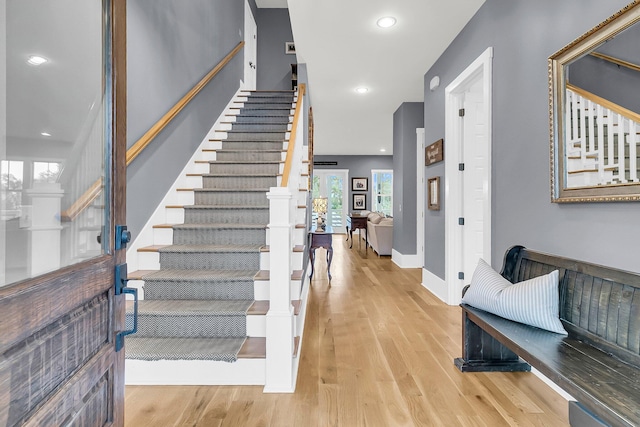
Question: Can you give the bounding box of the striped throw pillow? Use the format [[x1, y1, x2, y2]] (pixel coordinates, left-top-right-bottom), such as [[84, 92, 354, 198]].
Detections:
[[462, 259, 567, 335]]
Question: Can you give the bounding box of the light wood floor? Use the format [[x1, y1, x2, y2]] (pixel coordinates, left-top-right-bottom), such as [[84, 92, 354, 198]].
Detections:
[[125, 235, 569, 426]]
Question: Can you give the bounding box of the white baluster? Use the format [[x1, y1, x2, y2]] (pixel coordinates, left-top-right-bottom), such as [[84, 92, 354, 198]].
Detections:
[[596, 104, 605, 181], [618, 115, 628, 183], [629, 123, 638, 182]]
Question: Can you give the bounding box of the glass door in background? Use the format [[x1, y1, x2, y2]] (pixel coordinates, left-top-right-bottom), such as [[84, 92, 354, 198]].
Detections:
[[372, 169, 393, 216], [312, 169, 348, 231]]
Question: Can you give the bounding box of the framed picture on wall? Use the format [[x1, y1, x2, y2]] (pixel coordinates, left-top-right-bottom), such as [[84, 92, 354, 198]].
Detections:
[[353, 194, 366, 210], [427, 176, 440, 211], [351, 177, 368, 191]]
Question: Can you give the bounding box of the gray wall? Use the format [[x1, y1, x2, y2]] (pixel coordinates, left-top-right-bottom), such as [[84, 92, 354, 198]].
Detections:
[[423, 0, 639, 277], [393, 102, 424, 255], [126, 0, 244, 239], [314, 155, 393, 212], [256, 9, 295, 91]]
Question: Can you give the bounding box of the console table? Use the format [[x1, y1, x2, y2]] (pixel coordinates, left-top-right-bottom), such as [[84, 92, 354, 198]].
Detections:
[[346, 214, 367, 251], [309, 225, 333, 280]]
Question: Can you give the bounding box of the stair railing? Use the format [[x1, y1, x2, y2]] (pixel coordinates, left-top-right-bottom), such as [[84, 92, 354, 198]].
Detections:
[[60, 41, 245, 222], [265, 83, 306, 392], [565, 83, 639, 186]]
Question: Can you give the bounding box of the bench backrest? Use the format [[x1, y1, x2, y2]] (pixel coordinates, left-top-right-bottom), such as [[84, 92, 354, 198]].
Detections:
[[500, 246, 640, 368]]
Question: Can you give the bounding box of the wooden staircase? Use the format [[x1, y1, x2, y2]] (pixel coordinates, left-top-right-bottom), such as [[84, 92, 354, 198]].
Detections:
[[124, 89, 310, 386]]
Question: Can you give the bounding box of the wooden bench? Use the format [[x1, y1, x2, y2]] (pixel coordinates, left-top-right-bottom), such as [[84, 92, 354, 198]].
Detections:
[[454, 246, 640, 427]]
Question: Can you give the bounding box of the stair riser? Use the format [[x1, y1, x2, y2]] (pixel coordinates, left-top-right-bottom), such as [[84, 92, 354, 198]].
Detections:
[[225, 132, 286, 141], [231, 123, 290, 132], [202, 176, 277, 189], [173, 228, 266, 246], [194, 191, 268, 206], [208, 163, 279, 175], [233, 116, 291, 124], [265, 228, 306, 246], [221, 141, 284, 150], [215, 151, 282, 162], [262, 251, 303, 271], [239, 109, 293, 116], [127, 314, 247, 338], [144, 279, 255, 300], [160, 252, 261, 270], [183, 208, 269, 225]]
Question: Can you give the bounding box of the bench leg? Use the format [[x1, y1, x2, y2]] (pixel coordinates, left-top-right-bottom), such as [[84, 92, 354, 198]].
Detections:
[[454, 311, 531, 372]]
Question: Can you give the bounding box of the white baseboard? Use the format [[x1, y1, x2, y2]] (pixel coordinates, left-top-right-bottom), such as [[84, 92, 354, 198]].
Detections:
[[391, 249, 422, 268], [126, 88, 243, 272], [421, 268, 449, 304], [125, 358, 265, 385]]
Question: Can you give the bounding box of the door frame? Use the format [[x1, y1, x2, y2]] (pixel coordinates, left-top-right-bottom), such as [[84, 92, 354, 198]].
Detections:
[[444, 47, 493, 305], [244, 0, 257, 90], [416, 128, 425, 268]]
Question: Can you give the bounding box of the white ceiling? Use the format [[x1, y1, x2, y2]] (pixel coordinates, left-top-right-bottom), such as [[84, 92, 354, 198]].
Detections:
[[257, 0, 485, 155]]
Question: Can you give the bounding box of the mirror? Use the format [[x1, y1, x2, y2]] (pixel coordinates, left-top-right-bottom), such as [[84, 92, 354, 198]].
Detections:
[[550, 1, 640, 202]]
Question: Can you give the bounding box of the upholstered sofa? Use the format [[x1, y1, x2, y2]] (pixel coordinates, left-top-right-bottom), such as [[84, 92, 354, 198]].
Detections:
[[358, 211, 393, 256]]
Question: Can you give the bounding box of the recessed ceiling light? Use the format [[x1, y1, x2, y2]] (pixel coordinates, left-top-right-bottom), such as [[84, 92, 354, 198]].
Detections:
[[377, 16, 397, 28], [27, 55, 48, 66], [355, 87, 369, 94], [41, 132, 51, 137], [380, 148, 386, 152]]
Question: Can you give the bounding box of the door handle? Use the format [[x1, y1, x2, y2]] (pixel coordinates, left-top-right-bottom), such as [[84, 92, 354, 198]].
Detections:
[[115, 263, 138, 352]]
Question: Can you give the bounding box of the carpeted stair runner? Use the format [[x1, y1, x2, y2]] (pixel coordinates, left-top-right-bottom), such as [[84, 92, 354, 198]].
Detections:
[[126, 90, 294, 363]]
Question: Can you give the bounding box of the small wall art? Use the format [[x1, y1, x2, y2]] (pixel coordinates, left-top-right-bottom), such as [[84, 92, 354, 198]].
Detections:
[[427, 176, 441, 211], [285, 42, 296, 54], [351, 177, 368, 191], [425, 139, 444, 166], [353, 194, 367, 210]]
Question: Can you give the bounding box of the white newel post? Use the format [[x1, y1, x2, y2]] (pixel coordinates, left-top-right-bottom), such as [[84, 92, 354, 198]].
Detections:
[[265, 186, 295, 393], [25, 182, 64, 277]]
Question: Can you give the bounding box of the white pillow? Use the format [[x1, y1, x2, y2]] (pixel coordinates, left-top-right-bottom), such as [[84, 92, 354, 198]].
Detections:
[[462, 259, 567, 335]]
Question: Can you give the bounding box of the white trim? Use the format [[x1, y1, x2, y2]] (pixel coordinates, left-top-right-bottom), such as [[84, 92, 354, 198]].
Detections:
[[126, 88, 243, 273], [444, 47, 493, 305], [531, 367, 575, 402], [392, 249, 421, 268], [416, 128, 425, 269], [125, 358, 265, 385], [421, 268, 448, 303]]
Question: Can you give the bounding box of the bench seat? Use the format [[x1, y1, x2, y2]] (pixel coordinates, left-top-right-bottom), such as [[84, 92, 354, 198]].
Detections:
[[455, 246, 640, 427], [457, 304, 640, 426]]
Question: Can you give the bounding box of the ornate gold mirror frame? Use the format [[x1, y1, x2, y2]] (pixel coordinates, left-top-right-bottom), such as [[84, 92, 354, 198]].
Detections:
[[550, 1, 640, 202]]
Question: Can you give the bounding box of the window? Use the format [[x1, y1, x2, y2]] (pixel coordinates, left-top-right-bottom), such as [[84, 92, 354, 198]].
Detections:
[[33, 161, 61, 184], [372, 169, 393, 216], [1, 160, 24, 219]]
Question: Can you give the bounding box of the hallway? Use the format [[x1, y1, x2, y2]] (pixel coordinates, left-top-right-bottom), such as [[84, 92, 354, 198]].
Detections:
[[124, 235, 569, 426]]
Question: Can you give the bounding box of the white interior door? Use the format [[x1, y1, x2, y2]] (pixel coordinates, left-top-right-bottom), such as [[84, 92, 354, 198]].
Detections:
[[444, 47, 493, 305], [461, 80, 488, 281], [244, 0, 257, 89]]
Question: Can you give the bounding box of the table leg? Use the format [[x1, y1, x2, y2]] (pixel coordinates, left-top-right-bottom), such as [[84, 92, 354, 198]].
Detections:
[[309, 247, 316, 278], [326, 246, 333, 280], [345, 225, 349, 241], [365, 228, 368, 253]]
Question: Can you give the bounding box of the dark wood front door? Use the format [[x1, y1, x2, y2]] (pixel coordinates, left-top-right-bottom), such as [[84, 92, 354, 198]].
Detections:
[[0, 1, 126, 425]]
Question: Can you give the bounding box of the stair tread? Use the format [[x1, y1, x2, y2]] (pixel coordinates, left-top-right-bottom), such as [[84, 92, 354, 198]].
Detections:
[[248, 300, 302, 315], [254, 269, 304, 281], [237, 337, 300, 359], [199, 173, 279, 177], [192, 188, 271, 192], [170, 223, 268, 230], [261, 244, 305, 253]]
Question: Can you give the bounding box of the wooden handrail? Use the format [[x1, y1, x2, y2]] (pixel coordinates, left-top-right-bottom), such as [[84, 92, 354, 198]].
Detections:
[[567, 83, 640, 123], [61, 42, 245, 222], [590, 52, 640, 73], [281, 84, 306, 187], [60, 178, 103, 222], [127, 41, 244, 165]]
